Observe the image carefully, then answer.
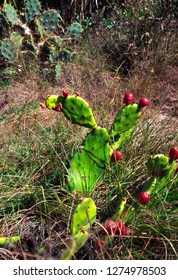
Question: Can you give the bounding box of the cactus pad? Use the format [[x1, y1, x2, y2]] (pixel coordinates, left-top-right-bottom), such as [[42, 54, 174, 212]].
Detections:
[[71, 198, 96, 235], [146, 154, 170, 175], [68, 127, 111, 193], [39, 10, 59, 34], [66, 23, 83, 38], [109, 104, 141, 149], [4, 4, 19, 25], [1, 38, 17, 61], [45, 95, 64, 110], [62, 95, 97, 129], [0, 236, 20, 246], [60, 231, 89, 260], [25, 0, 41, 22]]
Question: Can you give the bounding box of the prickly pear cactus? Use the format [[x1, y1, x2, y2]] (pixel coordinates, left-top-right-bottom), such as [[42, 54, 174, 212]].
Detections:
[[62, 95, 97, 129], [60, 231, 89, 260], [66, 23, 83, 38], [68, 127, 111, 194], [109, 104, 141, 149], [4, 4, 19, 25], [39, 10, 59, 34], [0, 236, 20, 246], [25, 0, 41, 22], [1, 38, 17, 61], [71, 198, 96, 235]]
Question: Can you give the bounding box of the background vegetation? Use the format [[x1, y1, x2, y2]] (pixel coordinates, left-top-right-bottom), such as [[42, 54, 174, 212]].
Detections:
[[0, 0, 177, 259]]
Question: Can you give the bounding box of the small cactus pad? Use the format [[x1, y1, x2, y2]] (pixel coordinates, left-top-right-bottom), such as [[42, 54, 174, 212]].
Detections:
[[68, 127, 111, 193], [0, 236, 20, 246], [109, 104, 141, 149], [66, 23, 83, 38], [25, 0, 41, 22], [4, 4, 19, 25], [71, 198, 96, 235], [45, 95, 64, 110], [60, 231, 89, 260], [62, 95, 97, 129], [39, 10, 59, 34], [1, 39, 17, 61], [146, 154, 170, 175]]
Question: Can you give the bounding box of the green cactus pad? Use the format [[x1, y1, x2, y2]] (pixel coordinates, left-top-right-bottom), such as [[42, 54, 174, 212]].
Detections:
[[146, 154, 170, 175], [1, 39, 17, 61], [4, 4, 19, 25], [60, 231, 89, 260], [62, 95, 97, 129], [45, 95, 64, 110], [0, 236, 20, 246], [109, 104, 141, 149], [71, 198, 96, 235], [68, 127, 111, 193], [66, 23, 83, 38], [25, 0, 41, 22], [39, 10, 59, 34]]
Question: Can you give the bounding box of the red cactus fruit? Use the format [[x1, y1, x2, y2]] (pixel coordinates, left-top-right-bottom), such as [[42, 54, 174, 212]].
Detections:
[[169, 146, 178, 161], [116, 219, 126, 235], [138, 192, 151, 204], [53, 105, 62, 112], [62, 89, 70, 98], [139, 97, 150, 108], [104, 219, 117, 235], [121, 227, 131, 236], [124, 92, 134, 106], [96, 239, 106, 249], [111, 150, 123, 162]]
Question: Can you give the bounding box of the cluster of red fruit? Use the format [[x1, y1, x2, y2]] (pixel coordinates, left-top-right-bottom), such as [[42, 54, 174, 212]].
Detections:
[[123, 91, 150, 107], [96, 219, 131, 249]]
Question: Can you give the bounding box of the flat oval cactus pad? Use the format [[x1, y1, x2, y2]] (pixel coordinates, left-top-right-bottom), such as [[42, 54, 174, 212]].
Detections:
[[68, 127, 111, 194], [71, 197, 96, 235], [62, 95, 97, 129]]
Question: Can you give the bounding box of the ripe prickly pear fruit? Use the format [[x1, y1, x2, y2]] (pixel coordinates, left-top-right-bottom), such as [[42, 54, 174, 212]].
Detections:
[[63, 89, 70, 98], [104, 219, 117, 235], [122, 227, 131, 236], [96, 239, 106, 249], [116, 219, 125, 235], [111, 150, 123, 162], [139, 97, 150, 108], [124, 92, 134, 106], [53, 105, 62, 112], [169, 147, 178, 161], [138, 192, 151, 204]]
